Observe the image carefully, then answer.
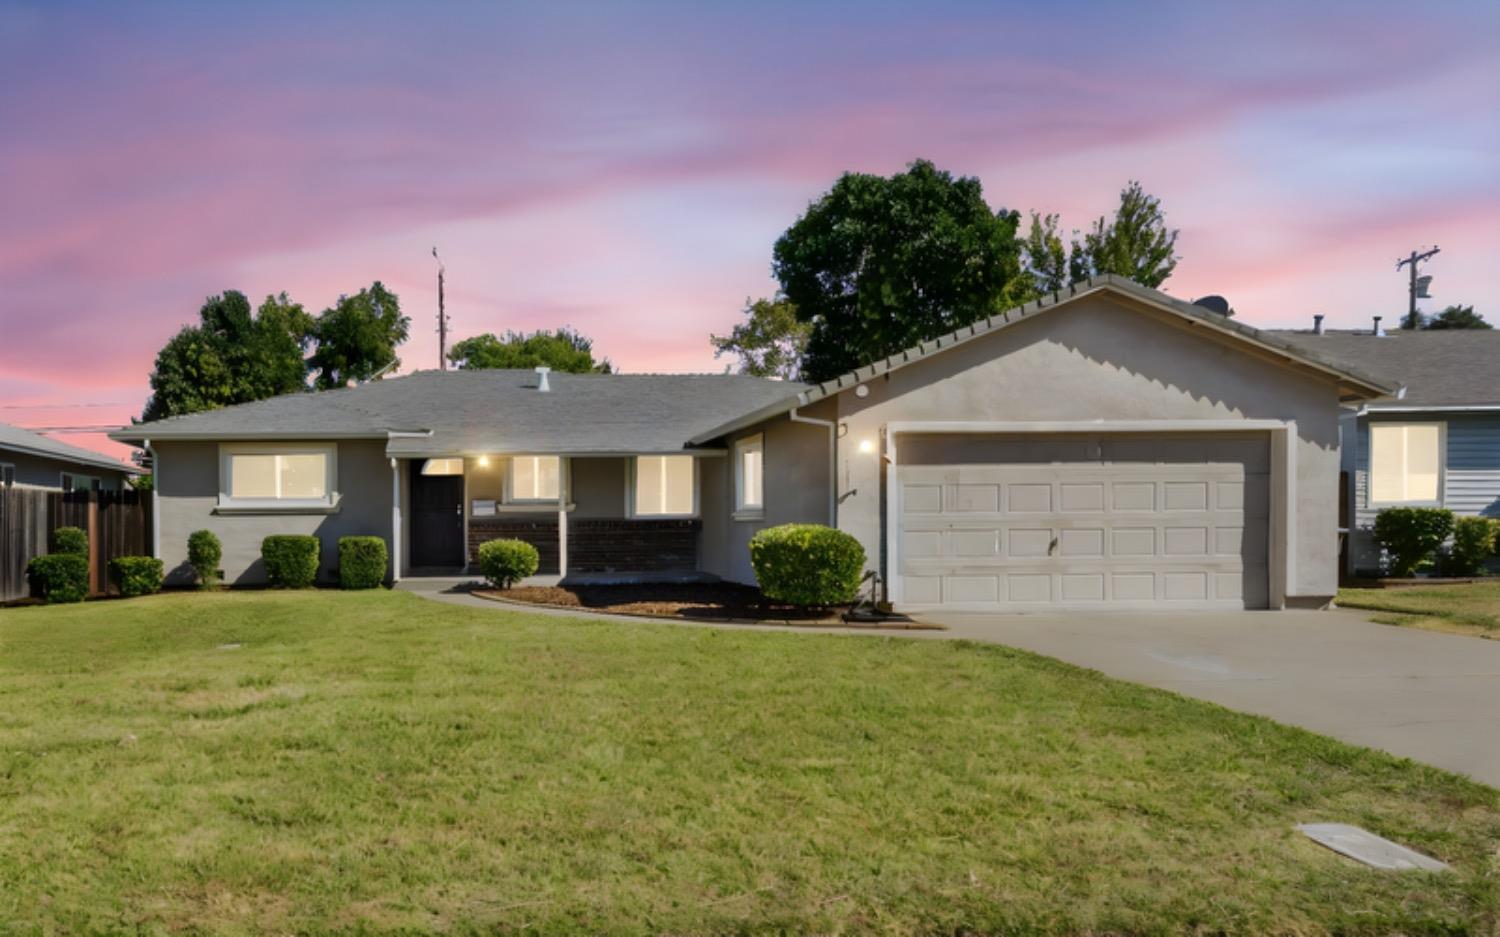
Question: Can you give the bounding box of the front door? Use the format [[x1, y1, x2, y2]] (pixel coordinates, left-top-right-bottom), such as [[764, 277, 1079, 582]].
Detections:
[[411, 472, 464, 568]]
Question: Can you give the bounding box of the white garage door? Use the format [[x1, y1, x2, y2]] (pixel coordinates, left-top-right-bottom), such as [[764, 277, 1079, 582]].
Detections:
[[895, 433, 1269, 610]]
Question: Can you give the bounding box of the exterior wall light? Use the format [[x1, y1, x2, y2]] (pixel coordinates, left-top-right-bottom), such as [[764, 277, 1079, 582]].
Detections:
[[858, 439, 876, 455], [477, 455, 491, 468]]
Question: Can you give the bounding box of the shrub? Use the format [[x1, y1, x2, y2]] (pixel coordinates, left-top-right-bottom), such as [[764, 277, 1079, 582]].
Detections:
[[110, 556, 164, 597], [261, 535, 321, 588], [53, 526, 88, 556], [26, 553, 88, 604], [478, 539, 539, 589], [339, 536, 388, 590], [1373, 507, 1454, 577], [1446, 516, 1498, 576], [187, 529, 223, 588], [750, 523, 866, 607]]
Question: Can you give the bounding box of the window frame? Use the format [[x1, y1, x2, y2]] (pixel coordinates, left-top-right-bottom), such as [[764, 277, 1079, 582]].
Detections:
[[1368, 421, 1446, 507], [504, 455, 564, 504], [217, 442, 338, 510], [628, 454, 699, 519], [733, 434, 765, 519], [0, 463, 14, 488], [61, 472, 102, 493]]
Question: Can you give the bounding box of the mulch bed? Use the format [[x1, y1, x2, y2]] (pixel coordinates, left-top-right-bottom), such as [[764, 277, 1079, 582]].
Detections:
[[473, 582, 937, 629]]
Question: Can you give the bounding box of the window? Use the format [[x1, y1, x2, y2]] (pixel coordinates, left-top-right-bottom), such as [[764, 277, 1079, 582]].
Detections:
[[61, 473, 101, 493], [508, 456, 561, 502], [1370, 423, 1442, 504], [0, 464, 13, 488], [219, 444, 335, 506], [421, 458, 465, 476], [735, 435, 764, 514], [634, 455, 695, 516]]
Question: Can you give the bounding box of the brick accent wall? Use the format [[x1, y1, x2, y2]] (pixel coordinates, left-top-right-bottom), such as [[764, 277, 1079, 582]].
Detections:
[[569, 519, 700, 574], [468, 518, 560, 575]]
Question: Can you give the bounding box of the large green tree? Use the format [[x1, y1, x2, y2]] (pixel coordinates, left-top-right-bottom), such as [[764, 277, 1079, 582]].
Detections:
[[142, 291, 312, 421], [710, 296, 810, 380], [1075, 181, 1179, 288], [773, 160, 1024, 383], [308, 282, 410, 389], [1423, 304, 1490, 330], [448, 327, 612, 373]]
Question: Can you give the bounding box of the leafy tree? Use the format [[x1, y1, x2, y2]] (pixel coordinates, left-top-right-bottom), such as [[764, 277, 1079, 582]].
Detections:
[[1074, 181, 1179, 288], [308, 282, 410, 389], [773, 160, 1024, 383], [448, 327, 611, 373], [1423, 304, 1490, 330], [710, 296, 810, 380], [142, 291, 312, 421], [1019, 212, 1069, 298]]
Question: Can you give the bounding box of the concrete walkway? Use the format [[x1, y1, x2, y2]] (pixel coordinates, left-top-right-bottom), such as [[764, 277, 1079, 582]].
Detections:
[[399, 579, 1500, 787]]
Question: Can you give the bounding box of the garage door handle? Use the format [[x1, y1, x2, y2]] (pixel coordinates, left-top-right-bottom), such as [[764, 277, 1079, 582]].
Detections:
[[1048, 536, 1058, 556]]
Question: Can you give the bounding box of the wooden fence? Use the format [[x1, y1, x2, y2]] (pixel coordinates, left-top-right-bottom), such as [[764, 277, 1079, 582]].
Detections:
[[0, 488, 152, 603]]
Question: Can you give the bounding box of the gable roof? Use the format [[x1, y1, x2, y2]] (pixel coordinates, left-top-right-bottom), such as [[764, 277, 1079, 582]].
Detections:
[[0, 422, 137, 474], [690, 275, 1398, 444], [111, 370, 808, 456], [1265, 328, 1500, 409]]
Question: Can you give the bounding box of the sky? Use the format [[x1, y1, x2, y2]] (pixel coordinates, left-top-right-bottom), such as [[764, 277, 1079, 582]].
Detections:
[[2, 1, 1497, 463]]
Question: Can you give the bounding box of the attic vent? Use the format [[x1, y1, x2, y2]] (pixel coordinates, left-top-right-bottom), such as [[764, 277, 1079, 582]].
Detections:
[[535, 366, 551, 392]]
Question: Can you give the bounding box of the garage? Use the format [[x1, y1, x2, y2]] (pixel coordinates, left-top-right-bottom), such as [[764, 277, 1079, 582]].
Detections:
[[894, 432, 1270, 610]]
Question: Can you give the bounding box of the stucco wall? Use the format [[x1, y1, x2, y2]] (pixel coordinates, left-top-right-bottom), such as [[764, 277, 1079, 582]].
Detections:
[[0, 448, 130, 490], [155, 439, 394, 585]]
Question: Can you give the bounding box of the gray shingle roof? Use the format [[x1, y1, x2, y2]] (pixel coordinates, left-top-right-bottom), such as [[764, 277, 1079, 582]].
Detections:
[[111, 370, 808, 456], [1266, 329, 1500, 408], [0, 422, 136, 473]]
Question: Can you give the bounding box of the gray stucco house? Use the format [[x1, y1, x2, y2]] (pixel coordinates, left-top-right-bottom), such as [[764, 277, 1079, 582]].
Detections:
[[112, 276, 1397, 612], [0, 421, 136, 492]]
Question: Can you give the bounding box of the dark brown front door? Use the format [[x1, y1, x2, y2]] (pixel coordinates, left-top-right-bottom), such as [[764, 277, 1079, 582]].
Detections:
[[411, 473, 464, 568]]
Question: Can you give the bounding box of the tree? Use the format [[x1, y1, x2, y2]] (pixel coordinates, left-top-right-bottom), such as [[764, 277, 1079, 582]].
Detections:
[[308, 282, 410, 389], [1424, 304, 1490, 330], [773, 160, 1024, 383], [448, 327, 612, 373], [1019, 212, 1069, 298], [710, 296, 810, 380], [142, 291, 312, 421], [1074, 181, 1179, 288]]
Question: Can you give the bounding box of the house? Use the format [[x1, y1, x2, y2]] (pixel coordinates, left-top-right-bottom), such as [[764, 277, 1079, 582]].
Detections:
[[1270, 323, 1500, 577], [0, 421, 136, 492], [111, 276, 1396, 611]]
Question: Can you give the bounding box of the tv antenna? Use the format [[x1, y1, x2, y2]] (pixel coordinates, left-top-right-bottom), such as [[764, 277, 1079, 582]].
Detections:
[[433, 246, 449, 369], [1395, 246, 1439, 329]]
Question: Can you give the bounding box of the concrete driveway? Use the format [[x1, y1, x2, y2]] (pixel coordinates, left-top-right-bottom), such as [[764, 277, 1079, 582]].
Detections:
[[920, 608, 1500, 787]]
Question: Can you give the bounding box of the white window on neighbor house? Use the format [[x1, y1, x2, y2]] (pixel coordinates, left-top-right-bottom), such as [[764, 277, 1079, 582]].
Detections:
[[1369, 423, 1443, 505], [735, 434, 764, 515], [219, 444, 336, 506], [508, 456, 561, 502], [633, 455, 696, 517]]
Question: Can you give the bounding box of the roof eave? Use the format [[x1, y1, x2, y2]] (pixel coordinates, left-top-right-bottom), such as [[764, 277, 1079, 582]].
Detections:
[[0, 440, 137, 474]]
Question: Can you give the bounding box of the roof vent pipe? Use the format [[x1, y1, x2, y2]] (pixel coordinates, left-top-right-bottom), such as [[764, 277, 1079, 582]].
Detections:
[[1372, 316, 1385, 337], [1313, 314, 1324, 335], [535, 366, 551, 392]]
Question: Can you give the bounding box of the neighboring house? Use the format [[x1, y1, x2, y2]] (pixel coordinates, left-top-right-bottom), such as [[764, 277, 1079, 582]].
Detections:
[[0, 421, 136, 492], [1270, 324, 1500, 576], [111, 276, 1395, 611]]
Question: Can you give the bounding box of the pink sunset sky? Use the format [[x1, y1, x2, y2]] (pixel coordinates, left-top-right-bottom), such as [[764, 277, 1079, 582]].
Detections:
[[2, 1, 1497, 464]]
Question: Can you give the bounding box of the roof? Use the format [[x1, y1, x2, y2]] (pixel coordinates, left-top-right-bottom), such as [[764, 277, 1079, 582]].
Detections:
[[1266, 328, 1500, 410], [110, 369, 808, 456], [0, 422, 137, 474], [691, 276, 1399, 444]]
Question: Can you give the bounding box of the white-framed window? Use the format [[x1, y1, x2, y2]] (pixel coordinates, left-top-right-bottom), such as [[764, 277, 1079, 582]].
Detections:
[[420, 458, 464, 476], [632, 455, 696, 517], [61, 472, 103, 493], [218, 443, 336, 507], [507, 455, 561, 502], [1369, 422, 1443, 505], [734, 434, 764, 515], [0, 463, 13, 488]]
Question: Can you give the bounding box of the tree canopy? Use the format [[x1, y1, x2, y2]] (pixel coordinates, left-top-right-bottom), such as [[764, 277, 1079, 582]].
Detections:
[[773, 160, 1024, 383], [1075, 181, 1179, 288], [709, 296, 809, 380], [1423, 304, 1490, 330], [307, 282, 411, 389], [447, 327, 612, 373]]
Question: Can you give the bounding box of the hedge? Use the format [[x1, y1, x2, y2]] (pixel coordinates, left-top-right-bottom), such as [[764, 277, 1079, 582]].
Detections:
[[478, 539, 539, 589], [339, 536, 388, 590], [187, 529, 223, 588], [261, 535, 321, 588], [53, 526, 88, 556], [750, 523, 866, 607], [1373, 507, 1454, 577], [1447, 516, 1498, 576], [110, 556, 164, 597], [27, 553, 88, 604]]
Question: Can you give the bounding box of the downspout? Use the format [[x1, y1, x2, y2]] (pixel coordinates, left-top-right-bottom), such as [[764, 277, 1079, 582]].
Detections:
[[145, 439, 160, 560], [389, 458, 402, 583], [788, 406, 837, 526]]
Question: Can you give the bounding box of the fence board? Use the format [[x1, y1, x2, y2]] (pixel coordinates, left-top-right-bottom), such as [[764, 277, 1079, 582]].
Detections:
[[0, 488, 151, 602]]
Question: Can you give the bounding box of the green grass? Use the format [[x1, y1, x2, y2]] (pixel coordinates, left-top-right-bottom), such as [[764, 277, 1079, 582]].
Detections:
[[1, 591, 1496, 935], [1338, 581, 1500, 638]]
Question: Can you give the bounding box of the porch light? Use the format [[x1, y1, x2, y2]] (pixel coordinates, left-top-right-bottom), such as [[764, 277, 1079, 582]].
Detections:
[[478, 455, 491, 468], [858, 439, 876, 455]]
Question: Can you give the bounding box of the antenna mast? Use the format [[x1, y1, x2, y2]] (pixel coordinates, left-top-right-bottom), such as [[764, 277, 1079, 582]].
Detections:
[[432, 247, 449, 369], [1395, 246, 1439, 330]]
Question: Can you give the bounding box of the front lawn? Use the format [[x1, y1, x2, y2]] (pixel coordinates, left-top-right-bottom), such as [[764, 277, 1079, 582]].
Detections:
[[1338, 581, 1500, 638], [1, 591, 1496, 934]]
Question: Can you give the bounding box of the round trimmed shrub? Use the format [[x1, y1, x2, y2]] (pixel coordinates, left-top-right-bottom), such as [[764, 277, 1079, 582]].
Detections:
[[187, 529, 223, 588], [110, 556, 164, 597], [261, 535, 321, 588], [478, 538, 539, 589], [1373, 507, 1454, 577], [339, 536, 388, 590], [750, 523, 866, 607], [53, 526, 88, 556], [1447, 516, 1498, 576], [27, 553, 89, 604]]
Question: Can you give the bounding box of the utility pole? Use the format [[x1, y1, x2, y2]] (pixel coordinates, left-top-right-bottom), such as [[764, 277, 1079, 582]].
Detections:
[[432, 247, 449, 369], [1395, 246, 1439, 330]]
